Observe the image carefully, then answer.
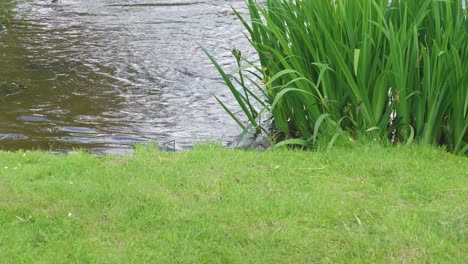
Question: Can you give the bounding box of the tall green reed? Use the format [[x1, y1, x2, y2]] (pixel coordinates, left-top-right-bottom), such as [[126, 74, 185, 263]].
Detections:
[[206, 0, 467, 155]]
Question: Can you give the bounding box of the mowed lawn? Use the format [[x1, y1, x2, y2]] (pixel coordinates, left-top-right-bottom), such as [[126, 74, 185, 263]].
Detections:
[[0, 144, 466, 263]]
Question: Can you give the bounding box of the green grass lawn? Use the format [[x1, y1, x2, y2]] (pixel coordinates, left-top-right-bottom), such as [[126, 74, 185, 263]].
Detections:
[[0, 144, 466, 263]]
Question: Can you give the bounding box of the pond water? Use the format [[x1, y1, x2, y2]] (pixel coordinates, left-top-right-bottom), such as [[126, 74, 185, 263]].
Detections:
[[0, 0, 254, 153]]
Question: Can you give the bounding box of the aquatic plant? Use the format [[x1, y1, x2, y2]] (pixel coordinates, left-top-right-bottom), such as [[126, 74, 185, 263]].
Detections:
[[0, 0, 16, 24], [206, 0, 468, 155]]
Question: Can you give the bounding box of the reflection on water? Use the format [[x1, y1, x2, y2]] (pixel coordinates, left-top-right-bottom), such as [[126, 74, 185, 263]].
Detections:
[[0, 0, 253, 153]]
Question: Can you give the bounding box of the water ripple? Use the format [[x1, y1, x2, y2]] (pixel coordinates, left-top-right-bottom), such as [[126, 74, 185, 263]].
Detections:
[[0, 0, 255, 152]]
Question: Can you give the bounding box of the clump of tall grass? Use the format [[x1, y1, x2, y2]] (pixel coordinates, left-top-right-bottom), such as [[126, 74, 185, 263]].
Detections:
[[205, 0, 467, 155]]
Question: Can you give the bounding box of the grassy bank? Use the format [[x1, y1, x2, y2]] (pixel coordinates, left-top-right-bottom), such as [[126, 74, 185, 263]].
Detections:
[[0, 144, 466, 263]]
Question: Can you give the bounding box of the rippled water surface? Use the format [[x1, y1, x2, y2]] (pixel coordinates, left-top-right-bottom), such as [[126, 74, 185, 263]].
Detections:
[[1, 0, 253, 153]]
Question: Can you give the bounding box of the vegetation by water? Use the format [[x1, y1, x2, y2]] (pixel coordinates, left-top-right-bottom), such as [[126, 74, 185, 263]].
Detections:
[[0, 144, 466, 262], [0, 0, 16, 24], [208, 0, 468, 155]]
